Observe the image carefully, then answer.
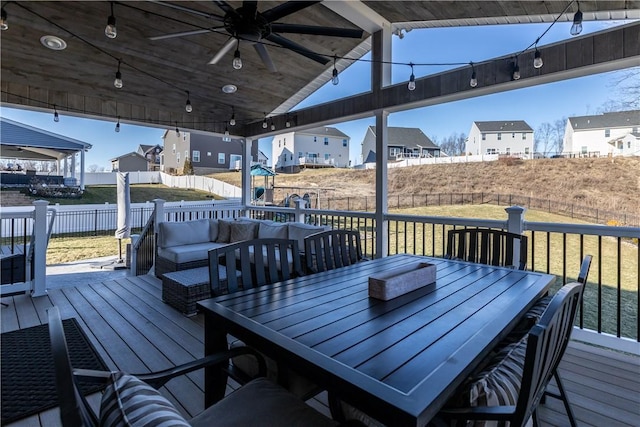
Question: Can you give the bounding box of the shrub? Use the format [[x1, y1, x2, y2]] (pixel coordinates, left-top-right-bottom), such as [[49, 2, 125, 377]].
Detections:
[[182, 158, 194, 175]]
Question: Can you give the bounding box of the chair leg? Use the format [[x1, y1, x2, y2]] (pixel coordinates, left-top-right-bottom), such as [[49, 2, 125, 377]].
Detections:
[[554, 371, 578, 427], [532, 408, 540, 427]]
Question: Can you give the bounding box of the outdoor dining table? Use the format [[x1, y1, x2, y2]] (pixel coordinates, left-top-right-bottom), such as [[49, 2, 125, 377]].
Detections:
[[198, 254, 555, 426]]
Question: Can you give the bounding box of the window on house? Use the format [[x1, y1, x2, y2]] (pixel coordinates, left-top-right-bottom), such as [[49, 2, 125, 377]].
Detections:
[[389, 147, 401, 157], [299, 152, 303, 158], [511, 133, 515, 138], [308, 153, 318, 159], [278, 140, 281, 148], [342, 139, 347, 147], [482, 133, 486, 140], [628, 141, 632, 149], [525, 147, 530, 154], [497, 133, 502, 140], [176, 153, 181, 163], [192, 150, 200, 162], [324, 137, 329, 145], [185, 150, 189, 159], [581, 146, 588, 154], [325, 153, 330, 160], [486, 148, 497, 154], [605, 129, 610, 137], [284, 137, 286, 146], [522, 133, 527, 140], [229, 154, 242, 168], [172, 144, 176, 154], [505, 148, 511, 154], [313, 136, 317, 142], [218, 153, 225, 164]]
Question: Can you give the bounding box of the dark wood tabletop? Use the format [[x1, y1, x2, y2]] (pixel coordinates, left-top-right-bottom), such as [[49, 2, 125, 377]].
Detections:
[[198, 254, 555, 426]]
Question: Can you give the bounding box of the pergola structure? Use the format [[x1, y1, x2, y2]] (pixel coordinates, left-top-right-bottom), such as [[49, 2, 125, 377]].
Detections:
[[1, 1, 639, 253]]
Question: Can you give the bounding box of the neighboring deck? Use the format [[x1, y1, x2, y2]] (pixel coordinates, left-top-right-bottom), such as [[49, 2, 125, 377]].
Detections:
[[1, 273, 638, 427]]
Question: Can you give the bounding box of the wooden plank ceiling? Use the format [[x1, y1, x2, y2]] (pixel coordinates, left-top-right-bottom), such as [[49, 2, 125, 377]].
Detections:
[[1, 1, 639, 136]]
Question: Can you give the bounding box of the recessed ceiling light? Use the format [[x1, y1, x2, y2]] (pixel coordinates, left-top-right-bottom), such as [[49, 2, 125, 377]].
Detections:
[[40, 35, 67, 50], [222, 84, 237, 94]]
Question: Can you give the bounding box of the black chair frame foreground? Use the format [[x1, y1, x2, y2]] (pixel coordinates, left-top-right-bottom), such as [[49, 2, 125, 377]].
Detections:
[[209, 238, 303, 295], [303, 229, 365, 274], [439, 281, 585, 427], [446, 227, 528, 270]]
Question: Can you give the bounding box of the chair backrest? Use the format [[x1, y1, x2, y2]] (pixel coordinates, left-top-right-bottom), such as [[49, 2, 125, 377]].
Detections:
[[209, 238, 302, 294], [515, 281, 584, 426], [446, 228, 528, 270], [304, 229, 364, 274], [577, 254, 592, 284], [48, 306, 101, 427]]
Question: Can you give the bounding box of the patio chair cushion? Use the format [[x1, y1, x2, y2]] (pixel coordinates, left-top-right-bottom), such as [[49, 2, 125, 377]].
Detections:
[[258, 221, 289, 239], [288, 223, 327, 249], [450, 336, 527, 412], [100, 372, 190, 427], [158, 242, 224, 264], [158, 219, 210, 248], [504, 294, 554, 344], [230, 220, 259, 243], [208, 219, 219, 242], [190, 377, 337, 427], [216, 219, 233, 243]]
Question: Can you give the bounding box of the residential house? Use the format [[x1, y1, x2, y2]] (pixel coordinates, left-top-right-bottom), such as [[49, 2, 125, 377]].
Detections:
[[272, 126, 350, 172], [257, 150, 269, 166], [467, 121, 534, 157], [137, 144, 163, 171], [162, 130, 256, 175], [361, 126, 440, 164], [110, 152, 149, 172], [563, 110, 640, 157]]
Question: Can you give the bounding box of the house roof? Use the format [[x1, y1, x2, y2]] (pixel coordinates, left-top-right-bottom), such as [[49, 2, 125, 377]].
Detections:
[[0, 117, 92, 161], [568, 110, 640, 130], [366, 126, 438, 148], [298, 126, 350, 139], [111, 152, 147, 162], [473, 121, 533, 132]]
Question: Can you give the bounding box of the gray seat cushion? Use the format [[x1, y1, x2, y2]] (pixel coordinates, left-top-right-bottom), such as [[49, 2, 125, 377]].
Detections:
[[190, 377, 337, 427], [158, 242, 227, 264]]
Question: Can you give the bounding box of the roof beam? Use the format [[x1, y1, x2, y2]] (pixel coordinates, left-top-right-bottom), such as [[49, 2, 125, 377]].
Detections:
[[247, 21, 640, 136]]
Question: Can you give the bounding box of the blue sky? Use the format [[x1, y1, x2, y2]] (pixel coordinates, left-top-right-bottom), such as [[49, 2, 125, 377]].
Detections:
[[1, 19, 635, 169]]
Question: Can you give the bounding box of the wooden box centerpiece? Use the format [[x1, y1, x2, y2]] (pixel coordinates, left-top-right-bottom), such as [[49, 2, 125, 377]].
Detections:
[[368, 261, 436, 301]]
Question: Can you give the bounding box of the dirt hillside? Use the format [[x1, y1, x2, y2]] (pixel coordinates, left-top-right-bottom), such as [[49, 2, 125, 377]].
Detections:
[[213, 157, 640, 215]]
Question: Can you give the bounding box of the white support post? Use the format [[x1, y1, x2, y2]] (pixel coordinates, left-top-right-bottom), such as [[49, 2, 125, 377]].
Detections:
[[505, 205, 526, 268], [129, 234, 139, 275], [79, 149, 86, 190], [374, 110, 389, 259], [242, 139, 252, 217], [153, 199, 166, 233], [295, 198, 307, 224], [31, 200, 49, 297]]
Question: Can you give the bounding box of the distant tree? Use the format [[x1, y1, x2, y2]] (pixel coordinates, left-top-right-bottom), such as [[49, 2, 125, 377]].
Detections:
[[437, 132, 466, 156], [182, 157, 194, 175], [87, 164, 99, 173], [602, 67, 640, 111], [535, 122, 554, 156], [553, 118, 566, 154]]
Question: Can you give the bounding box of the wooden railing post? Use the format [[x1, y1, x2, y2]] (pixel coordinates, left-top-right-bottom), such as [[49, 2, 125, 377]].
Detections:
[[32, 200, 49, 297], [295, 198, 306, 223]]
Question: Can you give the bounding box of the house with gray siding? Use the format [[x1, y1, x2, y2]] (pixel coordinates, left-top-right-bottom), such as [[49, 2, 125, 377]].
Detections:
[[162, 130, 257, 175], [361, 126, 440, 164], [110, 152, 149, 172]]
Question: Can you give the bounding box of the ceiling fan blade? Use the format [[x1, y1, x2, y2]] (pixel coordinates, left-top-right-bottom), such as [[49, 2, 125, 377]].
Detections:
[[208, 37, 238, 65], [254, 43, 277, 73], [148, 1, 224, 20], [148, 28, 215, 41], [214, 0, 242, 20], [262, 1, 321, 23], [242, 1, 258, 19], [271, 24, 363, 38], [265, 33, 329, 65]]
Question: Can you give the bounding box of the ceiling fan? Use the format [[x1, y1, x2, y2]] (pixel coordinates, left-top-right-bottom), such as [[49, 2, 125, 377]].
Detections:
[[148, 0, 364, 72]]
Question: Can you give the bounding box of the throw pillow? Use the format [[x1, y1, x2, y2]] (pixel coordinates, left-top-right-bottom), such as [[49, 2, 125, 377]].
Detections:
[[158, 219, 210, 248], [209, 219, 219, 242], [230, 221, 259, 243], [100, 372, 190, 427], [216, 219, 233, 243]]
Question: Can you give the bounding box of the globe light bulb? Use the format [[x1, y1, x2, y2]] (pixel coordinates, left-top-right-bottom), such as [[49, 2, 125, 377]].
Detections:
[[1, 8, 8, 31], [185, 99, 192, 113], [115, 121, 120, 133], [470, 71, 478, 88], [105, 16, 117, 39], [54, 111, 59, 122], [332, 68, 339, 85], [114, 72, 123, 88], [533, 50, 543, 69], [408, 74, 416, 91], [570, 10, 583, 36], [233, 49, 243, 70], [229, 115, 236, 126], [262, 118, 268, 129], [512, 65, 521, 80]]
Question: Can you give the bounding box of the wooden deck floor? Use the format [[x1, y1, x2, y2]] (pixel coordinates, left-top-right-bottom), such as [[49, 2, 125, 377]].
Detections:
[[2, 274, 638, 427]]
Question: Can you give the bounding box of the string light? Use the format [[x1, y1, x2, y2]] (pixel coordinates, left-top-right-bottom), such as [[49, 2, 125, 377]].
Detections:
[[270, 119, 275, 131], [570, 1, 583, 36], [331, 55, 339, 85], [408, 63, 416, 91], [175, 122, 180, 136], [262, 114, 268, 129], [232, 39, 242, 70], [224, 123, 230, 137], [114, 60, 123, 88], [1, 8, 8, 31], [115, 116, 121, 132], [285, 113, 291, 128], [229, 107, 236, 126], [533, 47, 543, 69], [469, 62, 478, 87], [105, 2, 117, 39], [53, 105, 59, 122], [512, 57, 521, 80], [185, 91, 192, 113]]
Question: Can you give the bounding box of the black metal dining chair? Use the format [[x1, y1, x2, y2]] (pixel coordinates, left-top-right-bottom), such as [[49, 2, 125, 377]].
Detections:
[[437, 280, 585, 427], [303, 229, 366, 274], [47, 306, 341, 427], [446, 227, 528, 270]]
